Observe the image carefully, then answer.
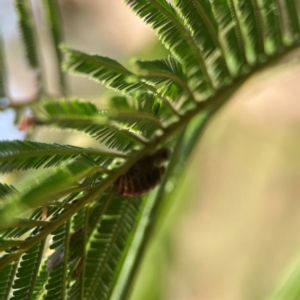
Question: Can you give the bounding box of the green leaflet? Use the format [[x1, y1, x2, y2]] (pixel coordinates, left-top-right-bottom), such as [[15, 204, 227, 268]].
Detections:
[[43, 0, 66, 95], [0, 160, 93, 229]]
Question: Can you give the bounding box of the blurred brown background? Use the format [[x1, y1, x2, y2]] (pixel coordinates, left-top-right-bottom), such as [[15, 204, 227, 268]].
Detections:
[[1, 1, 300, 299]]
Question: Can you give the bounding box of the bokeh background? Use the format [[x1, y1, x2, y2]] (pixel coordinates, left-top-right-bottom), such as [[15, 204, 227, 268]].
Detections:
[[1, 1, 300, 299]]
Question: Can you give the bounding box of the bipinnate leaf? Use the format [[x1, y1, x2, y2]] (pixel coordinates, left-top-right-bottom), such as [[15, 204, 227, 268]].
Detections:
[[0, 160, 93, 229]]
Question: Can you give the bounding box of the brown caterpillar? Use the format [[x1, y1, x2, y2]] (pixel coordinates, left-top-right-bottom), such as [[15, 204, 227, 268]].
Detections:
[[113, 148, 170, 197]]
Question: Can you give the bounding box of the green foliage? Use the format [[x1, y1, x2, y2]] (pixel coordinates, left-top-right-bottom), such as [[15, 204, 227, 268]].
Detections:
[[44, 222, 70, 300], [63, 48, 148, 95], [0, 263, 19, 300], [43, 0, 66, 95], [14, 0, 43, 94], [0, 0, 300, 299], [14, 0, 38, 69], [0, 140, 118, 173], [11, 241, 45, 300]]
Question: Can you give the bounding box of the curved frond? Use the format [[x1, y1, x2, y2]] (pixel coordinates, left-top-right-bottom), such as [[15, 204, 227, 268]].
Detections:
[[124, 0, 214, 95], [136, 56, 187, 85], [209, 0, 248, 73], [109, 95, 164, 138], [136, 56, 197, 104], [34, 99, 148, 151], [63, 48, 148, 94], [1, 1, 300, 300], [174, 0, 231, 85]]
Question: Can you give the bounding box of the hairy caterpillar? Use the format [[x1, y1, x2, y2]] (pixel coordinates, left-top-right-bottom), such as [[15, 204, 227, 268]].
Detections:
[[113, 148, 170, 197]]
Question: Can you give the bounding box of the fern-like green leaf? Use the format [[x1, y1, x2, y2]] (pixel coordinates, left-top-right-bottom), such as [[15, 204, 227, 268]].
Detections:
[[0, 160, 93, 229], [43, 0, 66, 95], [237, 0, 265, 62], [259, 0, 283, 53], [63, 49, 182, 116], [67, 207, 89, 300], [136, 56, 197, 104], [10, 240, 46, 300], [34, 99, 148, 151], [84, 195, 143, 300], [136, 56, 186, 85], [14, 0, 38, 69], [44, 221, 70, 300], [208, 0, 248, 73], [124, 0, 214, 94], [63, 48, 148, 94], [109, 95, 163, 138], [0, 262, 19, 300], [0, 140, 117, 173], [174, 0, 231, 85], [1, 206, 61, 240], [31, 262, 49, 300]]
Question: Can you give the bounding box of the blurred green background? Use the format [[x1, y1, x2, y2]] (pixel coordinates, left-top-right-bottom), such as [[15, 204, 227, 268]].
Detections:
[[1, 1, 300, 299]]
